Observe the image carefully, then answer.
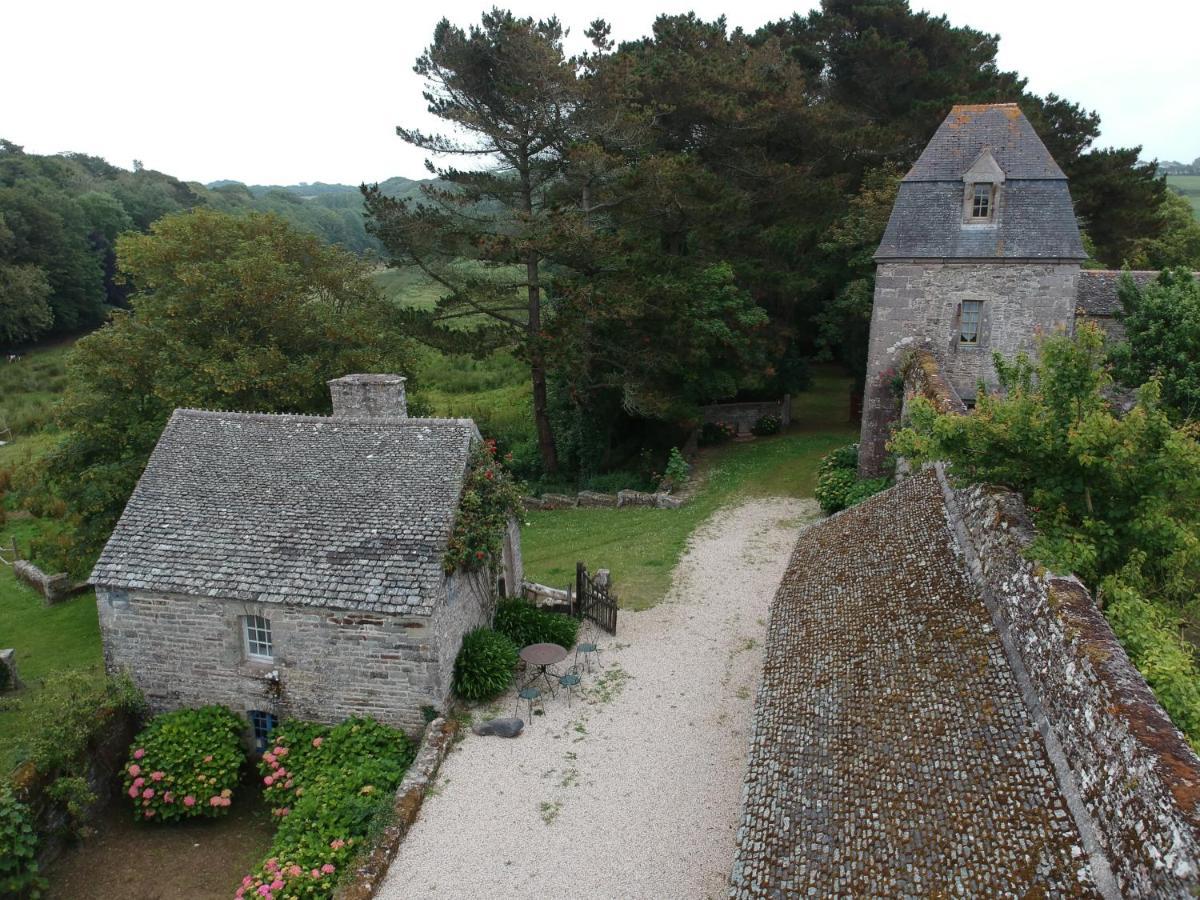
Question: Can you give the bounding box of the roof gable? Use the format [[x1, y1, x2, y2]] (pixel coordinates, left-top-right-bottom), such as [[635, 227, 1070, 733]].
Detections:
[[90, 409, 480, 614], [962, 148, 1005, 184]]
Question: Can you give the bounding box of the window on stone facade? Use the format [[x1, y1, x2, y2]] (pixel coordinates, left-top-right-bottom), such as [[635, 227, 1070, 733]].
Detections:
[[249, 710, 277, 753], [243, 615, 273, 661], [960, 300, 982, 344], [970, 183, 993, 220]]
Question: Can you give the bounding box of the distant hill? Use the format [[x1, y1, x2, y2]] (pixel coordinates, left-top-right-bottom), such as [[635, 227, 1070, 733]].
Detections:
[[206, 176, 435, 204]]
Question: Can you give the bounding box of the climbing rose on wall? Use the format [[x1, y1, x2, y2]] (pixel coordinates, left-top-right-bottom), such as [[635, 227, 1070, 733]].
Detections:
[[444, 440, 525, 575]]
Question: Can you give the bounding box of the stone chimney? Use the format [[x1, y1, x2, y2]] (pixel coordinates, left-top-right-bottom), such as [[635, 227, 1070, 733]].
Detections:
[[328, 374, 408, 419]]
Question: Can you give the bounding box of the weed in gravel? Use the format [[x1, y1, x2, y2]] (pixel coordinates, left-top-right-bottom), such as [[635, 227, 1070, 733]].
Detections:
[[588, 664, 632, 704], [539, 800, 562, 824]]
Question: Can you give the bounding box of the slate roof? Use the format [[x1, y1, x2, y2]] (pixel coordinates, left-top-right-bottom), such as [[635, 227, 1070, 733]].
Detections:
[[90, 409, 480, 614], [730, 471, 1100, 896], [1075, 269, 1200, 316], [876, 104, 1086, 261]]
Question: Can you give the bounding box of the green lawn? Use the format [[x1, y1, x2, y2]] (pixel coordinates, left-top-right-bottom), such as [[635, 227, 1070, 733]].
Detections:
[[520, 369, 858, 610], [0, 517, 103, 775], [1167, 174, 1200, 218]]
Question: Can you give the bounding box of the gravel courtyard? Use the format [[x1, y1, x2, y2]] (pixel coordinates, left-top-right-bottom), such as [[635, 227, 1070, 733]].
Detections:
[[377, 497, 818, 900]]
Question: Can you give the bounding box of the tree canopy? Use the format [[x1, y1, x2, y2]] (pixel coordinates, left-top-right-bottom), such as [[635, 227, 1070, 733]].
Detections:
[[38, 209, 415, 566]]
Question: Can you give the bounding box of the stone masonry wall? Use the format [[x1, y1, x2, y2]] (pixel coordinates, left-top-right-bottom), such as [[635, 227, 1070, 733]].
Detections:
[[942, 472, 1200, 895], [860, 261, 1078, 475], [96, 584, 488, 737], [702, 396, 791, 433]]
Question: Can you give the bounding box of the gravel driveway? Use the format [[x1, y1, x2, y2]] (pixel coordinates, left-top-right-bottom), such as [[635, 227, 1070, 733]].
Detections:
[[377, 498, 818, 900]]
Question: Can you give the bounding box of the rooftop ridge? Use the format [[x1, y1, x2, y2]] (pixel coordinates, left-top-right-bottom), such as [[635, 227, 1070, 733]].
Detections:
[[170, 407, 477, 428]]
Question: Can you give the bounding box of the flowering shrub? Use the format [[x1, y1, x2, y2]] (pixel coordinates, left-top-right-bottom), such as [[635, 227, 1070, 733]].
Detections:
[[123, 705, 245, 822], [444, 440, 524, 574], [238, 717, 415, 900], [751, 414, 781, 436]]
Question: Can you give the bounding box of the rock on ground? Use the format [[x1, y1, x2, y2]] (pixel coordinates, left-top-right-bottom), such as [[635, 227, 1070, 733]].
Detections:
[[377, 498, 817, 900]]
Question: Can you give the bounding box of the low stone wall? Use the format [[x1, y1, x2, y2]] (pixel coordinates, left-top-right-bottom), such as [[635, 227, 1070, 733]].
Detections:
[[13, 559, 81, 605], [11, 706, 139, 869], [523, 490, 683, 510], [336, 717, 458, 900], [940, 468, 1200, 896], [702, 396, 791, 434]]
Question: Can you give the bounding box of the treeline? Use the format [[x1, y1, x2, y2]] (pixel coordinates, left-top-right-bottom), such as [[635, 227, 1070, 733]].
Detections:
[[1160, 158, 1200, 176], [0, 144, 431, 348], [367, 2, 1200, 479]]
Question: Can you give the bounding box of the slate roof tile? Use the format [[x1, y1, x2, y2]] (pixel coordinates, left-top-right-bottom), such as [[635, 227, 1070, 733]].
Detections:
[[90, 409, 479, 615]]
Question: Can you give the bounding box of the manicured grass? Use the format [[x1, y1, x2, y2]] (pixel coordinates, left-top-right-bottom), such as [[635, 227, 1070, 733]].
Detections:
[[520, 370, 858, 610], [0, 516, 103, 775], [1168, 174, 1200, 218]]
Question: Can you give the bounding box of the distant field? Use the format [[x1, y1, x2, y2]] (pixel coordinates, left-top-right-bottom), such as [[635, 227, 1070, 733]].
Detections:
[[1167, 174, 1200, 218]]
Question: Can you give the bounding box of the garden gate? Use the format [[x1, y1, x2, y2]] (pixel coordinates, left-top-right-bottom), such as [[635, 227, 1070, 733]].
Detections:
[[575, 562, 618, 634]]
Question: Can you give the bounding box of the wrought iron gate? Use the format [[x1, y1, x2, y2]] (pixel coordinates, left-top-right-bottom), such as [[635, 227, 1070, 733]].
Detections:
[[575, 561, 617, 634]]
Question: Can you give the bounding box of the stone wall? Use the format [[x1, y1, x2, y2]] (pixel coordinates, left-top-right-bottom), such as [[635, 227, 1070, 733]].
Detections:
[[1074, 311, 1125, 343], [860, 260, 1078, 475], [702, 396, 791, 434], [940, 469, 1200, 895], [14, 559, 78, 605], [96, 581, 490, 736]]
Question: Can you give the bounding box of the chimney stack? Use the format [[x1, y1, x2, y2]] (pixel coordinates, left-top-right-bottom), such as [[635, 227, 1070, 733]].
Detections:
[[328, 374, 408, 419]]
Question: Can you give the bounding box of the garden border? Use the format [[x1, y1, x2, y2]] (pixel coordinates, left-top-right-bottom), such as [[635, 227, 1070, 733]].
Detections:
[[335, 716, 459, 900]]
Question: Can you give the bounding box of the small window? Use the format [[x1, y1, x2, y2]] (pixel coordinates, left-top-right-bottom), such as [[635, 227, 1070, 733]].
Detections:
[[960, 300, 982, 344], [243, 615, 273, 661], [249, 710, 278, 753], [971, 183, 993, 220]]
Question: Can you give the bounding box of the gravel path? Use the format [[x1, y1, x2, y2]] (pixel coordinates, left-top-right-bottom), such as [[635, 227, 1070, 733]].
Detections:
[[377, 497, 818, 900]]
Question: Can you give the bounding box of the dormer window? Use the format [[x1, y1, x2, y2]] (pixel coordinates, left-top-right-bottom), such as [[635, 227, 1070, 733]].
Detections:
[[961, 148, 1004, 225], [970, 184, 993, 221]]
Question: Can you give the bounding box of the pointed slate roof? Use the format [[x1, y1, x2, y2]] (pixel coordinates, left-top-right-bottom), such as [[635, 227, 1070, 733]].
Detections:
[[90, 409, 480, 614], [876, 104, 1086, 261]]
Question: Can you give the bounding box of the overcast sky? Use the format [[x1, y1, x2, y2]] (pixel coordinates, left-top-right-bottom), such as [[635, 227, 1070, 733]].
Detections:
[[5, 0, 1198, 186]]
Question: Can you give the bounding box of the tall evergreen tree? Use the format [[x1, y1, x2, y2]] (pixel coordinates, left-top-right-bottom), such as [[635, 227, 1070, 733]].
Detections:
[[364, 10, 579, 474]]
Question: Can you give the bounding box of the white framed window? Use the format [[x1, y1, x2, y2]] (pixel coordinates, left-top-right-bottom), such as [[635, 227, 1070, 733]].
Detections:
[[960, 300, 982, 345], [243, 615, 273, 661], [970, 183, 993, 221], [249, 710, 278, 754]]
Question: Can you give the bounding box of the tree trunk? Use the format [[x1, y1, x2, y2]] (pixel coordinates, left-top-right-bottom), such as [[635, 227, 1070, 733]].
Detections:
[[526, 250, 559, 475]]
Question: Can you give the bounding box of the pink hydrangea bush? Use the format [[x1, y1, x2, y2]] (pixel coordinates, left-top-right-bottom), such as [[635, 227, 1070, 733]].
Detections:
[[237, 718, 414, 899], [123, 706, 245, 823]]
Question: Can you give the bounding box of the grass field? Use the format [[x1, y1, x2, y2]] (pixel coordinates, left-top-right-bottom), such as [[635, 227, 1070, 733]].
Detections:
[[1167, 174, 1200, 218], [0, 516, 103, 774], [520, 368, 858, 610]]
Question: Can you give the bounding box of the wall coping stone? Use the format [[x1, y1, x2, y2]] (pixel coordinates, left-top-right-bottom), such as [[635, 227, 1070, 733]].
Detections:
[[937, 463, 1200, 895]]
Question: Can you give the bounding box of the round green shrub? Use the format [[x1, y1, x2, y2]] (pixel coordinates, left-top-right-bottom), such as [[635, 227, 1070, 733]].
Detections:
[[494, 599, 580, 649], [815, 467, 857, 514], [751, 414, 781, 436], [453, 628, 518, 701], [123, 705, 245, 822]]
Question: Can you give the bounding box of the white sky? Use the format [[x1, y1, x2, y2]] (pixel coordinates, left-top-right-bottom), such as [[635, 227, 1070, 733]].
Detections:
[[4, 0, 1198, 185]]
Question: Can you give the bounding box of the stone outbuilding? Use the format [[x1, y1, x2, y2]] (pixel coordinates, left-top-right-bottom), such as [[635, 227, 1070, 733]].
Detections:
[[90, 374, 521, 745]]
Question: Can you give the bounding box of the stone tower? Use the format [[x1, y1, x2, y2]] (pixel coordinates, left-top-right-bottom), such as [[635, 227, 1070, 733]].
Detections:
[[857, 103, 1086, 476]]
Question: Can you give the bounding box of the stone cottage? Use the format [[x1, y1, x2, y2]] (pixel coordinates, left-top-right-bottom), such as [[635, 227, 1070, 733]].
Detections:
[[91, 374, 521, 744], [857, 102, 1195, 476]]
